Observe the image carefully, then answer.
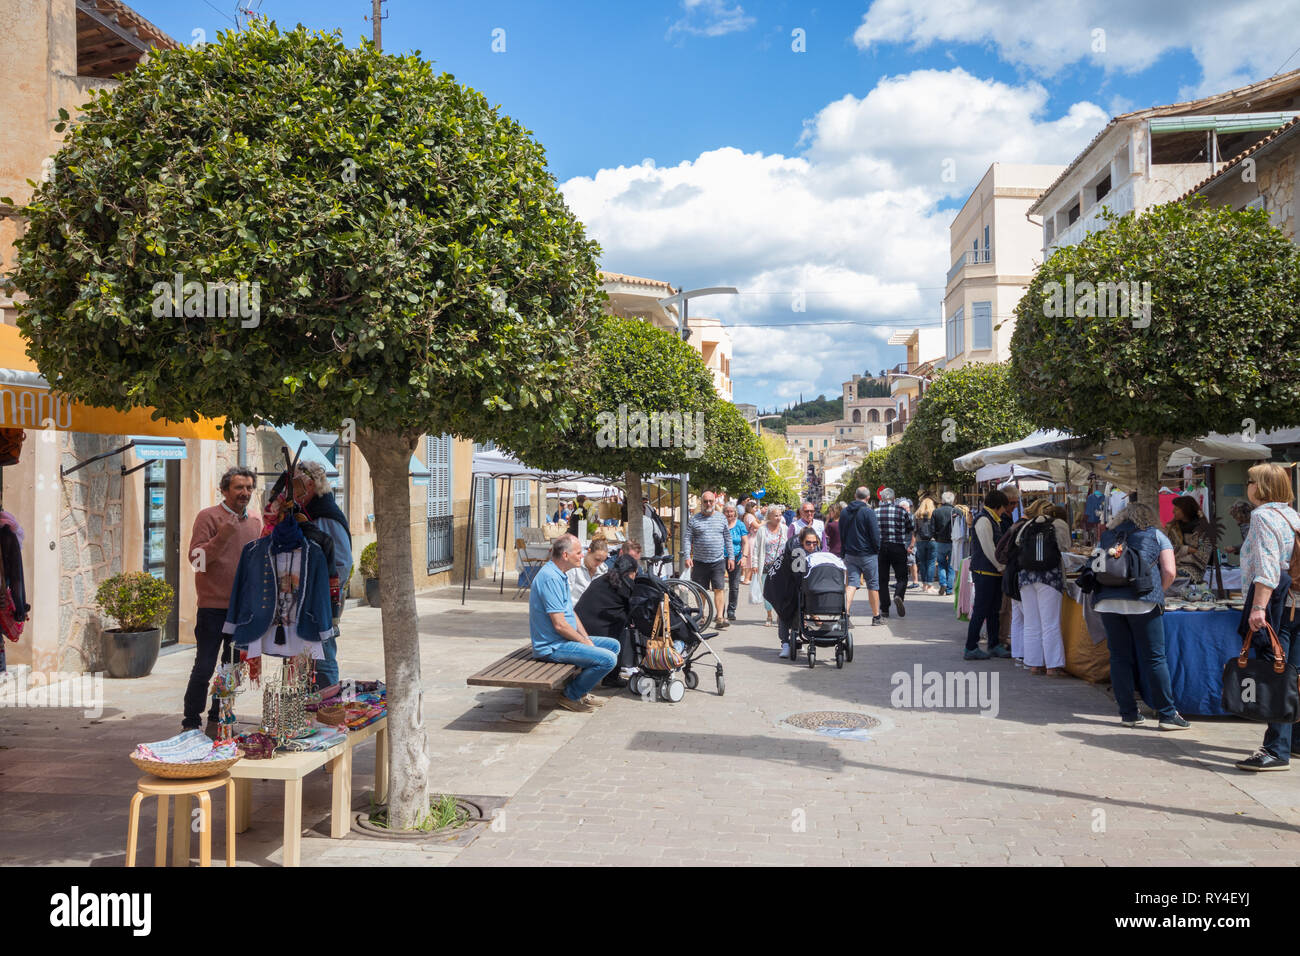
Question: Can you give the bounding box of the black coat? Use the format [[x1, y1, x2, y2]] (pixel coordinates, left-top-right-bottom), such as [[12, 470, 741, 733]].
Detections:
[[763, 536, 805, 622]]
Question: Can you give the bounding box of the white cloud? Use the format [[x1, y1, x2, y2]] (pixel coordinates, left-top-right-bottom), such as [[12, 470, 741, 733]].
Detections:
[[668, 0, 756, 39], [852, 0, 1300, 96], [561, 68, 1107, 405]]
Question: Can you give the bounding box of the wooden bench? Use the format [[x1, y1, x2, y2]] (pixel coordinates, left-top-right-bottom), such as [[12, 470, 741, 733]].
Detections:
[[467, 645, 579, 723]]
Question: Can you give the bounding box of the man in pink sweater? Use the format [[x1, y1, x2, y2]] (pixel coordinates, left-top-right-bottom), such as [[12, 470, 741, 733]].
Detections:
[[181, 467, 262, 733]]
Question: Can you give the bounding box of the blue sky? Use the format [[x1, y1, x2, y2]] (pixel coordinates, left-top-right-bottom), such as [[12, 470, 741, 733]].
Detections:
[[129, 0, 1300, 407]]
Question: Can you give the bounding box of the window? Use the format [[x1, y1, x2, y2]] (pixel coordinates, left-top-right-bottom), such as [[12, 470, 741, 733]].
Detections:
[[983, 225, 990, 260], [972, 301, 992, 351], [946, 307, 964, 359], [852, 409, 861, 423], [513, 478, 531, 537], [425, 434, 453, 574], [868, 409, 879, 423], [1067, 202, 1080, 225], [1095, 174, 1110, 202]]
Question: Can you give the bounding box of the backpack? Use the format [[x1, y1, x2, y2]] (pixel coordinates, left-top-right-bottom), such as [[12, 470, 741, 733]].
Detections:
[[915, 516, 934, 541], [1282, 514, 1300, 602], [1018, 519, 1061, 573], [994, 519, 1024, 567]]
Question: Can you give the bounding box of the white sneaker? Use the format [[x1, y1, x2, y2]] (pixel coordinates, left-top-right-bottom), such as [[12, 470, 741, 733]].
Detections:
[[618, 667, 637, 680], [779, 643, 790, 659]]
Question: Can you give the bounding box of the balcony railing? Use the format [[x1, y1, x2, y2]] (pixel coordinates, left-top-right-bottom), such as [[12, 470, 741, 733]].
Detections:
[[945, 247, 992, 284], [1047, 180, 1136, 252], [427, 515, 454, 574]]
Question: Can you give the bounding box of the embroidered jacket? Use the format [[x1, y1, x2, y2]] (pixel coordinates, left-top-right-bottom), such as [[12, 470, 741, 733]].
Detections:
[[222, 537, 338, 646]]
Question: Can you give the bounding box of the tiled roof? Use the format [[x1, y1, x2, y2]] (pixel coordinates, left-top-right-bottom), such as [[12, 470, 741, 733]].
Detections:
[[95, 0, 178, 47], [1030, 67, 1300, 214], [599, 271, 676, 293], [1176, 115, 1300, 201]]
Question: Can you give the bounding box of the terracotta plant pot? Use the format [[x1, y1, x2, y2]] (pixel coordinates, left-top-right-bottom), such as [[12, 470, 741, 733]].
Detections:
[[102, 628, 161, 679]]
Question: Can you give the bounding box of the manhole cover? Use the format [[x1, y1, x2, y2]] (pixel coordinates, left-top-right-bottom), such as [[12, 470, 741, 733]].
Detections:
[[782, 711, 880, 732]]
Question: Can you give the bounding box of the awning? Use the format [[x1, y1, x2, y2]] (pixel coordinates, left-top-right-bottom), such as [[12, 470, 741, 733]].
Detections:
[[269, 424, 339, 478], [129, 436, 187, 460], [411, 454, 430, 485], [0, 324, 224, 439]]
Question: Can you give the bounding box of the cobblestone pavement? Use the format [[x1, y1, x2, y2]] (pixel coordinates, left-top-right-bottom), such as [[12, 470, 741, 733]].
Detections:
[[4, 582, 1300, 866], [452, 588, 1300, 867]]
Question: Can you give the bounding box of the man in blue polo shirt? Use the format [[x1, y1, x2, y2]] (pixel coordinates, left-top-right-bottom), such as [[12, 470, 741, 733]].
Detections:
[[529, 534, 620, 713]]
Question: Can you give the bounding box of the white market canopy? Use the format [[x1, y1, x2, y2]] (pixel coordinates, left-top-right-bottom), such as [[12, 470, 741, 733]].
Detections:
[[954, 430, 1271, 488]]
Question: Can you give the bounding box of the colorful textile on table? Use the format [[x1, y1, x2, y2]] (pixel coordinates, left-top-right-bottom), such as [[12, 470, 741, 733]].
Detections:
[[134, 730, 238, 763]]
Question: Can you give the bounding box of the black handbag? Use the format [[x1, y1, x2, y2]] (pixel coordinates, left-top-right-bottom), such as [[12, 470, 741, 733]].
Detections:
[[1221, 621, 1300, 723]]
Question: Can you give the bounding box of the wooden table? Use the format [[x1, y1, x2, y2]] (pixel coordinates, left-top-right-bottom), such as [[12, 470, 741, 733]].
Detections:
[[225, 718, 388, 867]]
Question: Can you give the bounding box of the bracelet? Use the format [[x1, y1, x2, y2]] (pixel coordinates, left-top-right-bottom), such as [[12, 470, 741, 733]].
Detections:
[[1252, 605, 1267, 611]]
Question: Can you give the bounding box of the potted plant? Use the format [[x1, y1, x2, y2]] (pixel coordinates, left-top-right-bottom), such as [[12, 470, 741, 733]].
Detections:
[[95, 571, 174, 679], [360, 541, 380, 608]]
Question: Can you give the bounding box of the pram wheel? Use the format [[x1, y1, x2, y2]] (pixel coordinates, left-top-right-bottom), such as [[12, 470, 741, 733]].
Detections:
[[806, 644, 816, 669], [715, 670, 725, 696], [845, 627, 854, 663], [835, 646, 844, 669], [632, 674, 655, 699], [684, 668, 699, 690], [663, 678, 685, 703]]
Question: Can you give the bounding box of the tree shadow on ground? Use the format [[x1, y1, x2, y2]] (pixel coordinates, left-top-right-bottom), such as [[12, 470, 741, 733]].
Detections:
[[624, 729, 1297, 834]]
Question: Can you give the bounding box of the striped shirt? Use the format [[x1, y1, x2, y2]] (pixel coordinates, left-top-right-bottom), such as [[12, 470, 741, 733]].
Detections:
[[684, 511, 734, 563]]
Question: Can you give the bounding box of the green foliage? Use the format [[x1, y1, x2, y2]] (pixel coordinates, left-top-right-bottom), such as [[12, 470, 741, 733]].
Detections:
[[762, 395, 843, 435], [515, 315, 716, 476], [1010, 200, 1300, 443], [9, 22, 605, 444], [838, 445, 907, 503], [759, 432, 798, 505], [899, 363, 1032, 488], [855, 377, 890, 398], [359, 541, 379, 580], [95, 572, 174, 632], [690, 399, 768, 497]]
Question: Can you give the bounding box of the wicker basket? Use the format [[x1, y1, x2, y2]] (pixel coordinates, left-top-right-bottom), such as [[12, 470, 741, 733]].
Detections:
[[129, 754, 242, 779]]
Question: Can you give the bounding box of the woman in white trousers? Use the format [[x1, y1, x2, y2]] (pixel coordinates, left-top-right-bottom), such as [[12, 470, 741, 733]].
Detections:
[[1016, 504, 1071, 675]]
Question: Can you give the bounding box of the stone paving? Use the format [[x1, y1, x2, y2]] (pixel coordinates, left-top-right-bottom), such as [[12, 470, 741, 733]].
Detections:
[[3, 580, 1300, 866]]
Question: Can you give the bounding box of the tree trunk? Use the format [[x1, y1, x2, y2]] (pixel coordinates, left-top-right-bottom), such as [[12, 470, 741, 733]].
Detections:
[[355, 427, 429, 830], [625, 470, 643, 551], [1132, 435, 1162, 511]]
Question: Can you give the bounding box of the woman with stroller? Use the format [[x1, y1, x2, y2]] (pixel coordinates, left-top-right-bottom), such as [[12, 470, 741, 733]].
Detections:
[[575, 554, 640, 688], [765, 525, 823, 659]]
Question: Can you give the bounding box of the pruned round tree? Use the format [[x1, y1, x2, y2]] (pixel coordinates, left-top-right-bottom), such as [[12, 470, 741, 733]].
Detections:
[[516, 314, 717, 550], [689, 398, 769, 499], [9, 23, 605, 828], [898, 362, 1032, 490], [1010, 200, 1300, 504]]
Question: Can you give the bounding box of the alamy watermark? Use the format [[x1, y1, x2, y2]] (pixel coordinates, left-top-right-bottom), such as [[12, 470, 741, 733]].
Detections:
[[0, 670, 103, 718], [1041, 273, 1151, 328], [890, 665, 999, 718], [150, 273, 260, 327], [595, 404, 706, 458]]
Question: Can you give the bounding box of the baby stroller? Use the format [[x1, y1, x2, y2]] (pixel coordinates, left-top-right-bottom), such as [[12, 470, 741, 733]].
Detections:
[[791, 552, 854, 669], [627, 572, 725, 700]]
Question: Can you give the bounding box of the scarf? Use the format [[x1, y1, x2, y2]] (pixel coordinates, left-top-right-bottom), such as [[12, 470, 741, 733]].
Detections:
[[270, 511, 306, 554], [304, 492, 351, 542]]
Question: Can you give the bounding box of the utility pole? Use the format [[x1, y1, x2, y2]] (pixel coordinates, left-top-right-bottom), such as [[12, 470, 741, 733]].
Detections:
[[368, 0, 386, 50]]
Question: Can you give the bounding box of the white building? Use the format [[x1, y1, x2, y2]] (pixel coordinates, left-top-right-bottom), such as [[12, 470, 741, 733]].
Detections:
[[943, 163, 1065, 369], [1032, 70, 1300, 256]]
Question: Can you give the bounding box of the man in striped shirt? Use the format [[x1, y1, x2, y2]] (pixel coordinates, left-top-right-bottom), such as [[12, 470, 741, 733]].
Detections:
[[684, 490, 735, 628]]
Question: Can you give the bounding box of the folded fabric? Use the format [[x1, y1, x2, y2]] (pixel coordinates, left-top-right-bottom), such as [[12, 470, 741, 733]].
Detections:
[[135, 730, 237, 763], [279, 726, 348, 751]]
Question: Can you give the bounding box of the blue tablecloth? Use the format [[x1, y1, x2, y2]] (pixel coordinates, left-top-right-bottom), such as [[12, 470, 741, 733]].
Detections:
[[1161, 610, 1242, 716]]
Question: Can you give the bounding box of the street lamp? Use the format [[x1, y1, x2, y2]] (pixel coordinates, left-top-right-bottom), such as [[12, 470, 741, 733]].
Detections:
[[657, 285, 739, 570], [746, 413, 781, 438]]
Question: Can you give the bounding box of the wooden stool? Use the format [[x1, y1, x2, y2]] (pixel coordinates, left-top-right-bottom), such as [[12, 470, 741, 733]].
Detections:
[[126, 772, 235, 867]]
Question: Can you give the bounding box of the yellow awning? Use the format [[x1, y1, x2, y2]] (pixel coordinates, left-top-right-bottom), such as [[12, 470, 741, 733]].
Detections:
[[0, 324, 225, 440]]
